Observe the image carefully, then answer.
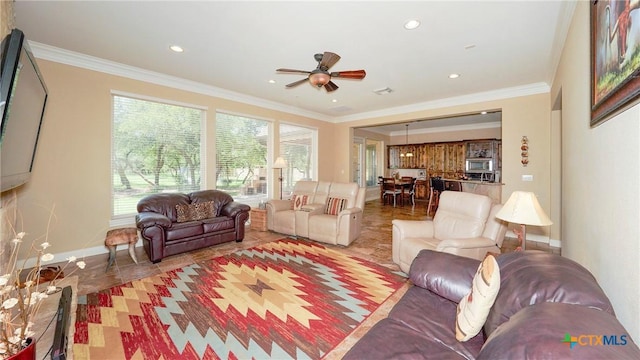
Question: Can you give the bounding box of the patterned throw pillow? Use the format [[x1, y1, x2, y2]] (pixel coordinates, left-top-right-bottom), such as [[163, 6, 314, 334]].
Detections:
[[455, 254, 500, 342], [325, 197, 348, 215], [176, 201, 216, 223], [292, 194, 309, 210]]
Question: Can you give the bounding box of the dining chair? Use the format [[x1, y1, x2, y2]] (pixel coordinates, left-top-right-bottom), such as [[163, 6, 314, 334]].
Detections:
[[402, 177, 417, 206], [378, 176, 385, 201], [427, 177, 445, 216], [382, 177, 402, 207], [445, 180, 462, 192]]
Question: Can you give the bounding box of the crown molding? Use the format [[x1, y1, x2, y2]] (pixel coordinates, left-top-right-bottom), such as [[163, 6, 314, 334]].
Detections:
[[332, 82, 550, 123], [30, 41, 549, 124], [28, 41, 333, 122]]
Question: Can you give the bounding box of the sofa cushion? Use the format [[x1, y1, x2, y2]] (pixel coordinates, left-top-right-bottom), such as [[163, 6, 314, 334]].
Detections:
[[291, 194, 309, 210], [433, 192, 491, 240], [455, 254, 500, 341], [202, 216, 235, 233], [165, 221, 204, 241], [325, 197, 347, 215], [388, 287, 485, 358], [175, 201, 216, 223], [478, 303, 640, 360], [189, 189, 233, 217], [343, 317, 478, 360], [484, 251, 615, 337], [137, 192, 190, 222]]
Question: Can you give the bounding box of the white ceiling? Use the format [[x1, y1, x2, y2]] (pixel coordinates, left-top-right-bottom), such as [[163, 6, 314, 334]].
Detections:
[[13, 1, 574, 134]]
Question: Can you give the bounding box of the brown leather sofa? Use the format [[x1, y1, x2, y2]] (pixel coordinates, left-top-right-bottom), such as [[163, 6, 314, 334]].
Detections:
[[135, 190, 250, 263], [344, 250, 640, 359]]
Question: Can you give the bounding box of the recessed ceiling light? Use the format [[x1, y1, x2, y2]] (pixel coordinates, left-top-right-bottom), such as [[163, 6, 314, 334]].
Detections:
[[332, 99, 338, 103], [169, 45, 184, 53], [268, 79, 276, 84], [481, 111, 488, 115], [404, 19, 421, 30], [448, 73, 460, 79]]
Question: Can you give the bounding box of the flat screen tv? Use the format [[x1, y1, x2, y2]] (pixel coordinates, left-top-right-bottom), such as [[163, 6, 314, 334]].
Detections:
[[0, 28, 48, 192]]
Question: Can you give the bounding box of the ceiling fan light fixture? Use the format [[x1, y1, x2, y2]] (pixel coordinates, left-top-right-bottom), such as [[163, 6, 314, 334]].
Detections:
[[309, 72, 331, 87]]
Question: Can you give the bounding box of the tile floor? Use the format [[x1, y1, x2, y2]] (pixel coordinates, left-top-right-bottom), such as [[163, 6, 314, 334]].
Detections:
[[65, 197, 559, 296]]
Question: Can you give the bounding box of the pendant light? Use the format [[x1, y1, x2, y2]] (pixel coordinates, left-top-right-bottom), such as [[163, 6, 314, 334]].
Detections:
[[400, 124, 413, 157]]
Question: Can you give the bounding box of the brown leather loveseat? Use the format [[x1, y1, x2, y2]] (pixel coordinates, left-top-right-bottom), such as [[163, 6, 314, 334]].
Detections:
[[136, 190, 250, 263]]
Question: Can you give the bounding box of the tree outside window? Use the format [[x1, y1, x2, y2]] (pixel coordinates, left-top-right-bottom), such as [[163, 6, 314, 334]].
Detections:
[[111, 95, 203, 217]]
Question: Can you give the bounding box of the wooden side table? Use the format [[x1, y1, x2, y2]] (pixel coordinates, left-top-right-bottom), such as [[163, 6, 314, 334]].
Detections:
[[250, 208, 267, 231]]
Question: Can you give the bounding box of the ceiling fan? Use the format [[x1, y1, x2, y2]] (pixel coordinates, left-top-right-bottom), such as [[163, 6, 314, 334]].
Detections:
[[276, 51, 366, 92]]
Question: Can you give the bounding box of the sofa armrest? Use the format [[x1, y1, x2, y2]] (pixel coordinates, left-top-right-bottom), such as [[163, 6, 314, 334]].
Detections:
[[339, 207, 362, 215], [136, 211, 172, 229], [266, 199, 293, 212], [220, 201, 251, 218], [392, 219, 434, 239], [409, 249, 480, 303]]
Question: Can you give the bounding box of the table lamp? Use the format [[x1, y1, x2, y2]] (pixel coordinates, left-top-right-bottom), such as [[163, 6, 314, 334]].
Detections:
[[495, 191, 552, 251], [273, 157, 287, 199]]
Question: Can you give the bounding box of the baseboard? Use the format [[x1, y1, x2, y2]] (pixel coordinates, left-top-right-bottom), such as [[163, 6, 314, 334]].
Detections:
[[19, 238, 144, 269], [505, 229, 562, 248]]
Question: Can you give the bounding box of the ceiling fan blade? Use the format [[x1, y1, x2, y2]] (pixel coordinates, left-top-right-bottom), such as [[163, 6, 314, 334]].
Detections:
[[324, 81, 339, 92], [277, 68, 311, 75], [319, 52, 341, 70], [285, 78, 309, 88], [330, 70, 367, 79]]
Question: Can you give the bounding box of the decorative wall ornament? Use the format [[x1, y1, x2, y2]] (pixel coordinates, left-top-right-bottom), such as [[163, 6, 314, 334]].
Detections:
[[520, 136, 529, 167]]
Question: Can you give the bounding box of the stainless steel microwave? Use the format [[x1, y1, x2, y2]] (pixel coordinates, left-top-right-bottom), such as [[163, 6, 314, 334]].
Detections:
[[465, 158, 493, 172]]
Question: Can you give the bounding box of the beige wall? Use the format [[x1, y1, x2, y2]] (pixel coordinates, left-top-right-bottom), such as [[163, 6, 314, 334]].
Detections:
[[10, 60, 334, 258], [551, 2, 639, 342]]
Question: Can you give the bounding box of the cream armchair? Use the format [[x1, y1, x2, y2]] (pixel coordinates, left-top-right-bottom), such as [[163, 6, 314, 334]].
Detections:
[[266, 181, 365, 246], [392, 191, 507, 273]]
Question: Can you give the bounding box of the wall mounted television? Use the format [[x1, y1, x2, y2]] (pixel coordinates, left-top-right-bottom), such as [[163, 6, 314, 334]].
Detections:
[[0, 28, 48, 193]]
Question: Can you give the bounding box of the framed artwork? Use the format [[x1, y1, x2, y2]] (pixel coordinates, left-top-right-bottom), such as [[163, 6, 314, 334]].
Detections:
[[591, 1, 640, 127]]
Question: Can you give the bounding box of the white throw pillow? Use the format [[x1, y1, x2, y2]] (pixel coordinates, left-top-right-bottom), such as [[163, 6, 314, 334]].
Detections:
[[455, 254, 500, 341]]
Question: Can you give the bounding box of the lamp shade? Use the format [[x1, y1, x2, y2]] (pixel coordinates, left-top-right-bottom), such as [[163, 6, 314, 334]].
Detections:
[[495, 191, 552, 226], [273, 157, 287, 169]]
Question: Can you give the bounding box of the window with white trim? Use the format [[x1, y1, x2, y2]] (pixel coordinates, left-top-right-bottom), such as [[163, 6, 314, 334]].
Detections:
[[279, 123, 317, 198], [215, 112, 270, 207], [111, 94, 204, 218]]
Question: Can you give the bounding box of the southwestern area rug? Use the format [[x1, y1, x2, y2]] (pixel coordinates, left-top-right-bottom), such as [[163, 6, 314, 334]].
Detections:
[[72, 239, 406, 359]]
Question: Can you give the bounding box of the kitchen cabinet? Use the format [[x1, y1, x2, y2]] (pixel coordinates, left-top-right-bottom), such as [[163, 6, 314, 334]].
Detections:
[[444, 142, 465, 178], [387, 140, 500, 179], [466, 140, 495, 158]]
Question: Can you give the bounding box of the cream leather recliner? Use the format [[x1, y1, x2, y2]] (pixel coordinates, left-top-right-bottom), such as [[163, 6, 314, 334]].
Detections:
[[266, 181, 366, 246], [392, 191, 507, 273]]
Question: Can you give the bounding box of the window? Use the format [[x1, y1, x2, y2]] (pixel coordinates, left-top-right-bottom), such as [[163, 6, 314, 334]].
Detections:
[[353, 137, 382, 188], [365, 139, 381, 187], [215, 112, 270, 207], [112, 94, 204, 218], [279, 124, 317, 198]]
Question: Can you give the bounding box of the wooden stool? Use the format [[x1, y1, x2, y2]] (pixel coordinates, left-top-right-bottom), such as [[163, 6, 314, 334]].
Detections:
[[105, 228, 139, 271]]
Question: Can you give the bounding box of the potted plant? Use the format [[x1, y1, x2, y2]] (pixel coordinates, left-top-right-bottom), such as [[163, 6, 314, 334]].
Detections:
[[0, 207, 85, 359]]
